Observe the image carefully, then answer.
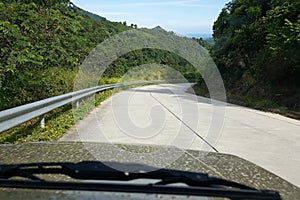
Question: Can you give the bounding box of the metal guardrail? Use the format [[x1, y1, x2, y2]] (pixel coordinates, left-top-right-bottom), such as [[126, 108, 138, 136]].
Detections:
[[0, 81, 163, 133]]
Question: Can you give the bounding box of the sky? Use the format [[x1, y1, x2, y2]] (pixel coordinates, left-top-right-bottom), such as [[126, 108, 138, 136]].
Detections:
[[70, 0, 230, 36]]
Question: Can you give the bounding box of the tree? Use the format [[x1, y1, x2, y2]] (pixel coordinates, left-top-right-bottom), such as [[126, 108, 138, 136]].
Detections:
[[211, 0, 299, 108]]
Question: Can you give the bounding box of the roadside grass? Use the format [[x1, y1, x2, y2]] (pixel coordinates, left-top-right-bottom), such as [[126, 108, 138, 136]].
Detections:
[[0, 90, 112, 144], [188, 83, 300, 120], [243, 97, 279, 110]]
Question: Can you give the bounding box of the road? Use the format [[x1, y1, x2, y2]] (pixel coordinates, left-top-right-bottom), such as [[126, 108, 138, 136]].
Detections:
[[60, 83, 300, 188]]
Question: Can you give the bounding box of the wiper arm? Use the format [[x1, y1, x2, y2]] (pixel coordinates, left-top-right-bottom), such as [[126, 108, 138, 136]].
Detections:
[[0, 161, 281, 200]]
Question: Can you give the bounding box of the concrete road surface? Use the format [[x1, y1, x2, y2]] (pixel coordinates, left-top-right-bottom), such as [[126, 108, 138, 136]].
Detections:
[[60, 83, 300, 188]]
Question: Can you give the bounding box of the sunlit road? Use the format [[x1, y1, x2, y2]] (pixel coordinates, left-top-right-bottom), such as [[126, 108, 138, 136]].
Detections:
[[60, 83, 300, 187]]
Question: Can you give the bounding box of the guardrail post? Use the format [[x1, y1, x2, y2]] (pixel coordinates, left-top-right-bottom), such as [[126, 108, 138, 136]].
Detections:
[[73, 100, 80, 108], [39, 116, 45, 129]]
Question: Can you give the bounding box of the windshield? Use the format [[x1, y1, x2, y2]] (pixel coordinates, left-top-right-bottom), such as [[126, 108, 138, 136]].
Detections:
[[0, 0, 299, 199]]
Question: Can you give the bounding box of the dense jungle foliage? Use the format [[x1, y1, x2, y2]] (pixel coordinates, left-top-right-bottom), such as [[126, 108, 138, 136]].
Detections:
[[0, 0, 200, 111], [0, 0, 127, 110], [210, 0, 299, 110]]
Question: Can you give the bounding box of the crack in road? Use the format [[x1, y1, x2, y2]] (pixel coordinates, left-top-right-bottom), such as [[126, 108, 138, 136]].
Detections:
[[149, 92, 219, 153]]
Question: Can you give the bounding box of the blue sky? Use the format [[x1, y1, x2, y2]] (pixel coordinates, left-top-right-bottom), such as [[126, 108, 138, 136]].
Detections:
[[70, 0, 230, 36]]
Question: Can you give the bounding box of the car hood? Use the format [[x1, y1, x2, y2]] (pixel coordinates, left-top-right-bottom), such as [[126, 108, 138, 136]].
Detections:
[[0, 142, 299, 200]]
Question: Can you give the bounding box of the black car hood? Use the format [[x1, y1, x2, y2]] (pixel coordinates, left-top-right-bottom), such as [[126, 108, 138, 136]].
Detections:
[[0, 142, 299, 200]]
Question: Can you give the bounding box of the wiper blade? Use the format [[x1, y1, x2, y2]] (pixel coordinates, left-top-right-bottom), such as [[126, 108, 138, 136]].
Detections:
[[0, 161, 281, 200]]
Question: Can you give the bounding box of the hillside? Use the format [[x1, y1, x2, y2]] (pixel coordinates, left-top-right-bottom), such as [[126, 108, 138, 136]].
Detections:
[[212, 0, 300, 110], [0, 0, 203, 111], [194, 0, 300, 114], [74, 5, 105, 21], [0, 0, 131, 110]]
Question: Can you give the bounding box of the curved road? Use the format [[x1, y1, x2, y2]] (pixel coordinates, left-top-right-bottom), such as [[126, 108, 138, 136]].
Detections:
[[61, 83, 300, 188]]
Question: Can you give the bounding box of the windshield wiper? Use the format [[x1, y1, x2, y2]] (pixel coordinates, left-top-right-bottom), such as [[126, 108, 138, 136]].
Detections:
[[0, 161, 281, 200]]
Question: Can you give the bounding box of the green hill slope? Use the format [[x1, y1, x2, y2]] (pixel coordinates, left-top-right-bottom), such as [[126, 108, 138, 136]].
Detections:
[[210, 0, 300, 112], [0, 0, 205, 111], [0, 0, 132, 110]]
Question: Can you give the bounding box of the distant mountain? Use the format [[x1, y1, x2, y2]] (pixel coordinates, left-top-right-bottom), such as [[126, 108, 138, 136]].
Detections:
[[150, 26, 177, 36], [71, 4, 105, 21], [152, 26, 168, 32], [153, 26, 164, 30], [186, 33, 213, 39]]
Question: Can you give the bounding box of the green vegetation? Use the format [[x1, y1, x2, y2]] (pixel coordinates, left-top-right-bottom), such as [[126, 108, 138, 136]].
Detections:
[[0, 0, 203, 143], [103, 48, 197, 81], [0, 0, 130, 110], [194, 0, 299, 115], [191, 37, 213, 50], [0, 89, 113, 144], [0, 0, 200, 112]]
